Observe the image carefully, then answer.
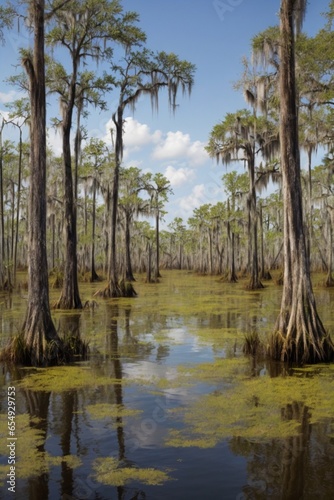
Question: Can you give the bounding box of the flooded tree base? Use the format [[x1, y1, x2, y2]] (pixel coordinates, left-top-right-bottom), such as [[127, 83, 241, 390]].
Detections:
[[53, 293, 83, 310], [145, 277, 160, 283], [219, 271, 238, 283], [325, 273, 334, 287], [90, 269, 101, 283], [261, 270, 272, 280], [245, 277, 264, 290], [275, 273, 284, 285], [243, 331, 265, 357], [94, 279, 137, 298], [269, 315, 334, 364], [0, 332, 89, 367]]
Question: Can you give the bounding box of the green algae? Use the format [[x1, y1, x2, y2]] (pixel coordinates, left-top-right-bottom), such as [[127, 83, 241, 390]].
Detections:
[[178, 357, 250, 384], [0, 413, 81, 480], [2, 269, 334, 493], [18, 365, 122, 392], [86, 403, 142, 420], [93, 457, 172, 487], [165, 361, 334, 448]]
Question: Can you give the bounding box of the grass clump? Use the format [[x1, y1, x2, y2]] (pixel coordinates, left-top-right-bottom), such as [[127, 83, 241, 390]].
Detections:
[[0, 332, 89, 367], [242, 330, 264, 356]]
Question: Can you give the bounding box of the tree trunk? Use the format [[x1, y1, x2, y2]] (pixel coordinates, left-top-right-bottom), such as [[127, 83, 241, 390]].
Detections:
[[260, 202, 271, 280], [155, 210, 161, 281], [56, 72, 82, 309], [56, 119, 82, 308], [179, 243, 183, 270], [99, 108, 136, 297], [325, 208, 334, 286], [18, 0, 62, 365], [247, 154, 263, 289], [14, 128, 23, 285], [0, 120, 5, 288], [269, 0, 334, 364], [227, 199, 238, 282], [125, 212, 135, 281], [146, 243, 152, 283], [208, 230, 213, 274], [91, 178, 99, 282], [108, 111, 122, 295]]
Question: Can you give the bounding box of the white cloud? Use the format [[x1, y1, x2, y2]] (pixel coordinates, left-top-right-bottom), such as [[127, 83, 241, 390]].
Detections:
[[0, 90, 18, 105], [177, 183, 225, 219], [47, 127, 63, 156], [0, 110, 10, 121], [179, 184, 207, 214], [100, 117, 208, 168], [123, 117, 162, 149], [152, 130, 208, 166], [103, 116, 161, 151], [164, 165, 196, 187]]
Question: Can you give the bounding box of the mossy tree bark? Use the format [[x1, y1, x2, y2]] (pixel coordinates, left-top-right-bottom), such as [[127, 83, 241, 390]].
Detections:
[[269, 0, 334, 363]]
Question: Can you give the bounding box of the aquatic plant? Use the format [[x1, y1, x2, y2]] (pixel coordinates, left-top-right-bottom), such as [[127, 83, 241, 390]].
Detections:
[[93, 457, 172, 487]]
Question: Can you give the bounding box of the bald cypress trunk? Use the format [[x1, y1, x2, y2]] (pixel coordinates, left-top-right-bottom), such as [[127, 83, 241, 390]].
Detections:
[[55, 71, 82, 309], [20, 0, 62, 365], [247, 153, 263, 289], [269, 0, 334, 363], [97, 107, 136, 297]]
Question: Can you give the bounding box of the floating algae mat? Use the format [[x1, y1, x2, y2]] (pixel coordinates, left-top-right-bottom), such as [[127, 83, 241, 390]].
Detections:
[[1, 271, 334, 498]]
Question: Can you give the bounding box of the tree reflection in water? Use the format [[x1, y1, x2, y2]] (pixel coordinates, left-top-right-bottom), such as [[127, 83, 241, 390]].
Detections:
[[105, 303, 147, 500], [230, 379, 334, 500], [24, 390, 51, 500], [58, 313, 82, 499]]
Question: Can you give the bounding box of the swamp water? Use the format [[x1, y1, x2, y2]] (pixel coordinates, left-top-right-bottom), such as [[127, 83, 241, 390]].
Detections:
[[0, 271, 334, 499]]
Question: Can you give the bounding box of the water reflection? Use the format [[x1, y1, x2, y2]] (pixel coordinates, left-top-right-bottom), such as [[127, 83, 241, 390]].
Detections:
[[24, 390, 50, 500], [230, 399, 334, 500], [0, 272, 333, 499]]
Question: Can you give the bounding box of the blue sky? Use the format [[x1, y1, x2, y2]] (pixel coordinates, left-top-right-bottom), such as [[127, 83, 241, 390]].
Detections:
[[0, 0, 331, 227]]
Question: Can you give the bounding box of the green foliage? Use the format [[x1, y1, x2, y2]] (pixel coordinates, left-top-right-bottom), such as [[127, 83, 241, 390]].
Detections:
[[0, 5, 15, 42]]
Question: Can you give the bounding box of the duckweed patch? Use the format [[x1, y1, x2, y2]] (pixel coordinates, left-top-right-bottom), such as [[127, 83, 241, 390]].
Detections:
[[93, 457, 172, 487], [18, 365, 122, 392], [178, 357, 250, 384], [0, 413, 82, 479], [166, 366, 334, 448], [86, 403, 142, 420]]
